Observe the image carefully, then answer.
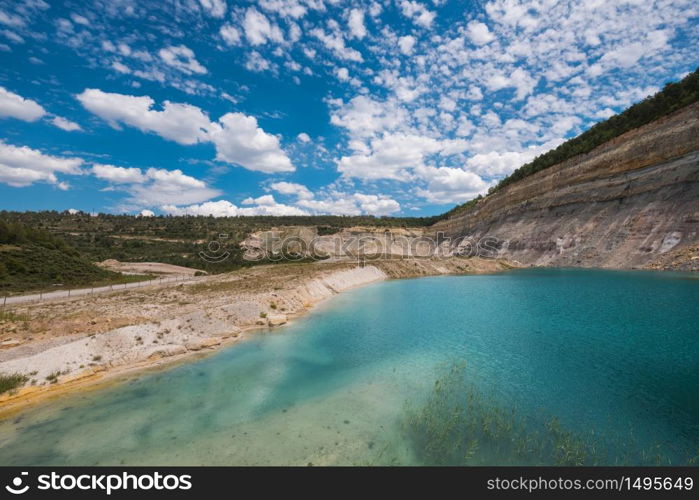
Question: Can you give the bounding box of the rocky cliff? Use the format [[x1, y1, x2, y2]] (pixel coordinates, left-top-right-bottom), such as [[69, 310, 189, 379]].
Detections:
[[430, 102, 699, 270]]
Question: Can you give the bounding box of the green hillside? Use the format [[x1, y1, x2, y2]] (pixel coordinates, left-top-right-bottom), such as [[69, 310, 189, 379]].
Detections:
[[0, 220, 144, 294]]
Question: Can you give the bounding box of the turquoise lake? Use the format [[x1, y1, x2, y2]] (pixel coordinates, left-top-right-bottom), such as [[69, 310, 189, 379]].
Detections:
[[0, 268, 698, 465]]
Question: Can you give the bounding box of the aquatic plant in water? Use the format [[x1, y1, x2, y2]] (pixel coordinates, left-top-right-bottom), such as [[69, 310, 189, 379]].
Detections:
[[402, 362, 696, 466]]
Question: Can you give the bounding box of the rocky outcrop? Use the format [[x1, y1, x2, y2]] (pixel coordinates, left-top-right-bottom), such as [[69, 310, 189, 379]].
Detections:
[[241, 226, 429, 260], [430, 102, 699, 270]]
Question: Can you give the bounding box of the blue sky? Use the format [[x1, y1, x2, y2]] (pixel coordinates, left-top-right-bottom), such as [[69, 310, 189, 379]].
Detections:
[[0, 0, 696, 217]]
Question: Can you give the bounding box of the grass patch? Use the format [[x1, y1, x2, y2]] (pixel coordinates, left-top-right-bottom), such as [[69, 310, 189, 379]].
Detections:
[[0, 310, 30, 322], [0, 373, 28, 394], [45, 371, 61, 384]]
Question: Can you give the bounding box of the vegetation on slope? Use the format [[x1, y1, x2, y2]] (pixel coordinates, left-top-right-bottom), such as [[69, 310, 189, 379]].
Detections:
[[441, 67, 699, 220], [0, 211, 441, 279], [496, 68, 699, 191], [0, 373, 28, 394], [0, 220, 146, 294]]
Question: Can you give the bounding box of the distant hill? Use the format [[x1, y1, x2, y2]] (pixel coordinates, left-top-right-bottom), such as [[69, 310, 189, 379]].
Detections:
[[0, 211, 440, 278], [0, 221, 123, 293]]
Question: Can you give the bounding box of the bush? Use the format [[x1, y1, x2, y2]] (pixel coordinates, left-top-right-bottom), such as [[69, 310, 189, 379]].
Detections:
[[0, 373, 28, 394]]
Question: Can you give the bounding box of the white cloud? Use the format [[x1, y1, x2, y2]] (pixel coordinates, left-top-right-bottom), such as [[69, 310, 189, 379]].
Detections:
[[0, 86, 45, 121], [0, 141, 83, 188], [243, 7, 284, 45], [465, 138, 564, 177], [297, 132, 311, 142], [335, 67, 350, 81], [310, 28, 363, 62], [466, 21, 495, 45], [77, 89, 210, 145], [298, 192, 401, 215], [164, 189, 401, 217], [92, 164, 221, 208], [158, 45, 207, 75], [245, 50, 271, 72], [348, 8, 367, 39], [219, 24, 241, 45], [70, 13, 90, 26], [51, 116, 82, 131], [329, 95, 408, 139], [92, 164, 146, 184], [164, 198, 309, 216], [399, 1, 436, 28], [352, 193, 401, 215], [398, 35, 416, 55], [415, 165, 491, 204], [139, 209, 155, 217], [78, 89, 295, 173], [484, 67, 537, 100], [258, 0, 308, 19], [270, 181, 314, 200], [0, 10, 25, 28], [338, 133, 467, 181], [207, 113, 294, 173], [198, 0, 226, 18]]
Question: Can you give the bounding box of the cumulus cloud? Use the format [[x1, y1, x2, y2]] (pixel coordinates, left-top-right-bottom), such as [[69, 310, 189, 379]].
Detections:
[[465, 138, 565, 177], [466, 21, 495, 45], [398, 35, 416, 55], [158, 45, 207, 75], [77, 89, 209, 144], [310, 27, 363, 62], [0, 86, 45, 121], [415, 165, 491, 204], [198, 0, 226, 18], [329, 95, 409, 139], [348, 9, 367, 39], [243, 7, 284, 45], [338, 133, 467, 181], [298, 192, 401, 215], [258, 0, 309, 19], [399, 1, 436, 28], [91, 164, 222, 208], [219, 24, 241, 45], [269, 181, 314, 200], [163, 189, 401, 217], [0, 141, 83, 188], [164, 197, 309, 216], [92, 164, 146, 184], [51, 116, 82, 131], [207, 113, 294, 173], [77, 89, 294, 173]]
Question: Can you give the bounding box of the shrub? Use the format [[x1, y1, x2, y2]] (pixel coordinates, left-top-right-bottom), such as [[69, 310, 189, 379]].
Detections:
[[0, 373, 28, 394]]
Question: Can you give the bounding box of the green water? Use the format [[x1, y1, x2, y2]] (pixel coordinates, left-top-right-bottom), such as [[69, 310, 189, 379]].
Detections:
[[0, 268, 698, 465]]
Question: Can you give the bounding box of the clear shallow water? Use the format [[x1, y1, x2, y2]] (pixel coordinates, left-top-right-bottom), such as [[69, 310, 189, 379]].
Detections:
[[0, 268, 698, 465]]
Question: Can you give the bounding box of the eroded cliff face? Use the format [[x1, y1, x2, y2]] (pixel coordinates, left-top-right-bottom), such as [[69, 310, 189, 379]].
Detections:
[[430, 102, 699, 270]]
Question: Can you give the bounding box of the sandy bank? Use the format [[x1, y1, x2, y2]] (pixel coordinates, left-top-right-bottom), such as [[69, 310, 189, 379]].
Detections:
[[0, 257, 515, 415]]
